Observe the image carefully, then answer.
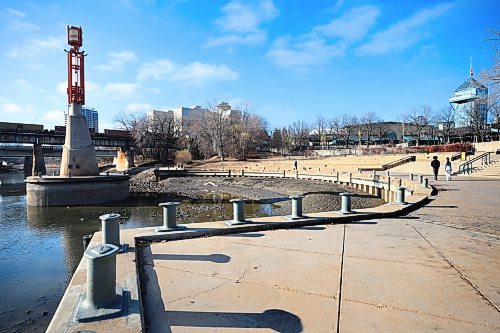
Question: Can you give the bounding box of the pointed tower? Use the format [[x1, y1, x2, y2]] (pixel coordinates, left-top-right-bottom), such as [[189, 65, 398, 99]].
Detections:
[[60, 26, 99, 176]]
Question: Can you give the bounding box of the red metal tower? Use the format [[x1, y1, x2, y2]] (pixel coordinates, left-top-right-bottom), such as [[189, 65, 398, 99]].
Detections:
[[67, 26, 85, 105]]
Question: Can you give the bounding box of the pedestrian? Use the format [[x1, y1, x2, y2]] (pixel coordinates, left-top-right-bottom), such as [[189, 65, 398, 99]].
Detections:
[[444, 157, 452, 181], [431, 156, 440, 181], [294, 160, 298, 170]]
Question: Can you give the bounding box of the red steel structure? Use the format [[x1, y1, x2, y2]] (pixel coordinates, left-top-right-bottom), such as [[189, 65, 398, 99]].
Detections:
[[67, 26, 85, 105]]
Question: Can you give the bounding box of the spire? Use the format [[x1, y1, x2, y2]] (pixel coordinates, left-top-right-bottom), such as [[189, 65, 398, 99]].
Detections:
[[470, 55, 473, 77]]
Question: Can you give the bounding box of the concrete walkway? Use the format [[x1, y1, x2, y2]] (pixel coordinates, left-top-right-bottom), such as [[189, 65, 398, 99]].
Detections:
[[142, 173, 500, 332]]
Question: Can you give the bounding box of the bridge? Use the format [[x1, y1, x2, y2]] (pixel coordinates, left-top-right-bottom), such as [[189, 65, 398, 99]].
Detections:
[[0, 128, 136, 174], [0, 128, 136, 147]]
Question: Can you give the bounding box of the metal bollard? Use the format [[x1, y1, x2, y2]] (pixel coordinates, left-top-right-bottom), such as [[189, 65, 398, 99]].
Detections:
[[396, 187, 406, 204], [338, 192, 353, 214], [100, 213, 121, 247], [100, 213, 127, 252], [156, 202, 186, 232], [225, 199, 247, 225], [285, 195, 305, 220], [385, 170, 390, 177], [418, 175, 424, 184], [409, 173, 414, 181], [75, 244, 124, 322], [422, 178, 428, 188]]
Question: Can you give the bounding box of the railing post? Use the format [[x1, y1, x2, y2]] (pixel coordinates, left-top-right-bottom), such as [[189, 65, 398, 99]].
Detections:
[[225, 199, 247, 225], [409, 173, 414, 181], [338, 192, 352, 214], [75, 244, 124, 322], [286, 195, 305, 220], [422, 178, 428, 188], [156, 202, 186, 232]]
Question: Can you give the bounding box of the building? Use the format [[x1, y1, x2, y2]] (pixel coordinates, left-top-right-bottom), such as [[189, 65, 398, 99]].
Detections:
[[449, 72, 488, 127], [147, 105, 206, 131], [64, 107, 99, 133]]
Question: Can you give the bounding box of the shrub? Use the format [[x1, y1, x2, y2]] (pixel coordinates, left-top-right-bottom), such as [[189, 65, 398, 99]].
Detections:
[[175, 149, 192, 165]]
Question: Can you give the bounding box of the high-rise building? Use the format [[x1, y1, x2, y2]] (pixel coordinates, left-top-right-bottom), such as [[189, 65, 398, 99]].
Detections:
[[64, 107, 99, 132]]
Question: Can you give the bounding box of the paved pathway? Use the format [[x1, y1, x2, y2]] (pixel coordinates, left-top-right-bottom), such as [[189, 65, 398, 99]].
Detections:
[[142, 171, 500, 332]]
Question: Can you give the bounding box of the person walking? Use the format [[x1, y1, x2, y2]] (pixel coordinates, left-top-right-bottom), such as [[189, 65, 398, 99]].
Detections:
[[431, 156, 440, 181], [294, 160, 298, 171], [444, 157, 452, 181]]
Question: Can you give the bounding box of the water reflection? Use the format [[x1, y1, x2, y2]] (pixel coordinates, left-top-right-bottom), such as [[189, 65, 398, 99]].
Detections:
[[0, 181, 278, 333]]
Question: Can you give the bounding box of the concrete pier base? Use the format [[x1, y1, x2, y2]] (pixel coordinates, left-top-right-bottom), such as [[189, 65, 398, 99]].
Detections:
[[25, 175, 129, 206]]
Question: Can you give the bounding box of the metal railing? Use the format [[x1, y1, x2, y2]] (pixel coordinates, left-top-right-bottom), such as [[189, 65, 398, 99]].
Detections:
[[458, 152, 491, 174]]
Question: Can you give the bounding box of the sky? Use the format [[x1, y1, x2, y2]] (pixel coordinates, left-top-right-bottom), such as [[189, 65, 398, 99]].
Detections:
[[0, 0, 498, 132]]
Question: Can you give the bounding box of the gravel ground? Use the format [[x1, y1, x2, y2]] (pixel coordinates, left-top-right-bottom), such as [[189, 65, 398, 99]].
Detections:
[[130, 169, 385, 217]]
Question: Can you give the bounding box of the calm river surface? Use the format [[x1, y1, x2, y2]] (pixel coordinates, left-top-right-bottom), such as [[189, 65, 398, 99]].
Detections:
[[0, 174, 274, 333]]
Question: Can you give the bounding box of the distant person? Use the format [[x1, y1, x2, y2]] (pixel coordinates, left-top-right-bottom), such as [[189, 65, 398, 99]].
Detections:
[[431, 156, 440, 181], [444, 157, 452, 181], [294, 160, 298, 170]]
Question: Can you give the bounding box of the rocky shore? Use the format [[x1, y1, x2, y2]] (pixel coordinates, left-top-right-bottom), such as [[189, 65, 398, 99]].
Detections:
[[130, 168, 385, 219]]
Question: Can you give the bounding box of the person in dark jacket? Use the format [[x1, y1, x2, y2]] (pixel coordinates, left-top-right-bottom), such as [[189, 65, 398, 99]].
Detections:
[[431, 156, 440, 180]]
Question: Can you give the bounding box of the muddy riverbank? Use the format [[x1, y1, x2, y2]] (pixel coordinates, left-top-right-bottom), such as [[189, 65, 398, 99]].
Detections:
[[130, 168, 385, 217]]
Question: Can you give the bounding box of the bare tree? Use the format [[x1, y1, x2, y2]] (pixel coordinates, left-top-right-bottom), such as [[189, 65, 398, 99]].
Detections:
[[313, 115, 328, 149], [435, 105, 456, 144], [288, 121, 309, 151], [114, 111, 180, 162], [402, 105, 434, 146], [373, 120, 390, 144], [460, 100, 489, 143], [339, 114, 358, 148], [327, 117, 340, 146], [360, 112, 379, 148]]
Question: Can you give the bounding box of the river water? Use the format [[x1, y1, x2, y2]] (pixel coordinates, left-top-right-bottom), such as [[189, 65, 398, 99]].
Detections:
[[0, 173, 274, 332]]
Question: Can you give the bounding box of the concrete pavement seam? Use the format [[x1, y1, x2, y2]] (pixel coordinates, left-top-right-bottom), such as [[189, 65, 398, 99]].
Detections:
[[343, 298, 500, 328], [410, 225, 500, 313], [336, 224, 346, 333]]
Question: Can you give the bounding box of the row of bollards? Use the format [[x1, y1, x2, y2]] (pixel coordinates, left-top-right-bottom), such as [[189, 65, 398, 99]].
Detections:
[[76, 176, 414, 322]]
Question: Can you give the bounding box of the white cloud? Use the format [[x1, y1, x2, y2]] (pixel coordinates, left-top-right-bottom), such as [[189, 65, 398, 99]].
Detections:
[[2, 102, 33, 114], [9, 36, 64, 58], [137, 59, 176, 81], [15, 79, 32, 89], [267, 35, 347, 69], [56, 81, 67, 95], [206, 32, 266, 47], [357, 3, 453, 55], [5, 8, 26, 18], [43, 110, 65, 121], [267, 5, 379, 70], [125, 102, 152, 113], [207, 0, 278, 47], [104, 83, 137, 100], [137, 59, 238, 86], [97, 50, 137, 71], [5, 8, 40, 32], [314, 6, 380, 41], [171, 62, 239, 85]]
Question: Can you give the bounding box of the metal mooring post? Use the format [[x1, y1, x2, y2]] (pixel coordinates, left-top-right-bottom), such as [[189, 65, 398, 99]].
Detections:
[[285, 195, 305, 220], [418, 175, 424, 184], [156, 202, 186, 232], [409, 173, 414, 181], [100, 213, 127, 252], [396, 187, 406, 204], [225, 198, 247, 225], [82, 234, 93, 250], [74, 244, 124, 322], [422, 178, 429, 188], [385, 170, 390, 177], [338, 192, 353, 214]]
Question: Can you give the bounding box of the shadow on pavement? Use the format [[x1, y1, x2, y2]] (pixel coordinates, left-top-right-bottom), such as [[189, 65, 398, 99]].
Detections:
[[166, 309, 303, 332], [222, 233, 266, 238], [152, 253, 231, 263]]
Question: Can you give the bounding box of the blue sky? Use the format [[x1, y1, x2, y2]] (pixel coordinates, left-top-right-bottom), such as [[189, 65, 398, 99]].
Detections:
[[0, 0, 498, 131]]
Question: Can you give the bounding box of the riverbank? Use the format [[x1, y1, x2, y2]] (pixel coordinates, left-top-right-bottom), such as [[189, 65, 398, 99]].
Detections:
[[130, 168, 385, 217]]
